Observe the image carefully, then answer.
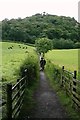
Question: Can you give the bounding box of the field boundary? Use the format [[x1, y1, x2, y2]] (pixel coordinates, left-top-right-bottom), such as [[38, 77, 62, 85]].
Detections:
[[59, 66, 80, 110], [2, 69, 27, 119]]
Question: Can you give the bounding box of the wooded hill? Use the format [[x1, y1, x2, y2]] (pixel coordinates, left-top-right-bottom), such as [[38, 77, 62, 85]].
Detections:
[[2, 13, 80, 48]]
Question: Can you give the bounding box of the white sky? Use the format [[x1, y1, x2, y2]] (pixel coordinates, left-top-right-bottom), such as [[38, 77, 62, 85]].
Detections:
[[0, 0, 79, 21]]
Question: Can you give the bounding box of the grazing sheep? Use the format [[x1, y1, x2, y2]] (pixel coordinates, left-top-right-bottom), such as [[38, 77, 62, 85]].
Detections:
[[18, 45, 21, 48], [10, 47, 12, 49], [25, 51, 28, 53], [8, 47, 10, 49], [8, 47, 13, 49]]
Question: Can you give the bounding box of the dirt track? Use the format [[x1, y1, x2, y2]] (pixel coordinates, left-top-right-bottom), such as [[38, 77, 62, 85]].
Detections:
[[29, 71, 68, 118]]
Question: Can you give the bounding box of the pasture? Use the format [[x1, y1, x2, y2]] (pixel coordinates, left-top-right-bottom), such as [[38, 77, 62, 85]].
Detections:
[[1, 43, 79, 81], [1, 41, 36, 83], [45, 49, 78, 77], [1, 41, 39, 119]]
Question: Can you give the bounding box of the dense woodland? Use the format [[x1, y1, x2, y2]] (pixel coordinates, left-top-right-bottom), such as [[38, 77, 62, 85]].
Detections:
[[1, 13, 80, 48]]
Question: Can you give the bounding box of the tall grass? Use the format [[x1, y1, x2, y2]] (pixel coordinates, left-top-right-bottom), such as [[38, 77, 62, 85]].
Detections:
[[45, 49, 80, 119], [45, 60, 80, 119]]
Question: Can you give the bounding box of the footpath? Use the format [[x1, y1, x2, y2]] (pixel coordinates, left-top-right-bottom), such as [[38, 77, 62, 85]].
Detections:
[[20, 71, 69, 119]]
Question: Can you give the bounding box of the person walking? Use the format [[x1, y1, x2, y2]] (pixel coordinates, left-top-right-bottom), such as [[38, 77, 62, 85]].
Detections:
[[40, 57, 46, 71]]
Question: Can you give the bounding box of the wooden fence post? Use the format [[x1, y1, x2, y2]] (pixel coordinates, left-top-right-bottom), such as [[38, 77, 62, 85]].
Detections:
[[73, 71, 77, 88], [24, 69, 28, 85], [7, 84, 12, 119], [17, 79, 20, 113], [61, 66, 64, 86], [72, 71, 77, 108], [62, 66, 64, 70], [73, 70, 77, 79]]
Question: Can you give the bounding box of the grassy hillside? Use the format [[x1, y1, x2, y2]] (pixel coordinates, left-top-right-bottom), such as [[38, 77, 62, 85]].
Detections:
[[45, 49, 78, 74], [1, 41, 37, 83]]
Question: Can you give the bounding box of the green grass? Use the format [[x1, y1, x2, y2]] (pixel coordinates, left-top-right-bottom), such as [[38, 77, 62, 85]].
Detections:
[[1, 41, 39, 119], [18, 78, 39, 119], [45, 61, 80, 119], [45, 49, 80, 119], [45, 49, 78, 76], [1, 41, 36, 83]]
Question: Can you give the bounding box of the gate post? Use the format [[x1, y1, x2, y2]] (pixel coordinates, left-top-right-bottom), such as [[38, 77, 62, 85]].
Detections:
[[73, 70, 77, 79], [7, 83, 12, 119]]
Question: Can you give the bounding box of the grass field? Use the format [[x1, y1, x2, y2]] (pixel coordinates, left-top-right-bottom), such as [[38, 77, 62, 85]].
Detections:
[[1, 43, 79, 81], [45, 49, 80, 118], [1, 42, 80, 119], [1, 41, 36, 83], [0, 41, 39, 119], [45, 49, 78, 75]]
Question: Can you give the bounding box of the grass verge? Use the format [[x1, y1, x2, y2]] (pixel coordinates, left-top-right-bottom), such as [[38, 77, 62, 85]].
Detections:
[[45, 60, 80, 119], [18, 77, 39, 119], [17, 54, 39, 119]]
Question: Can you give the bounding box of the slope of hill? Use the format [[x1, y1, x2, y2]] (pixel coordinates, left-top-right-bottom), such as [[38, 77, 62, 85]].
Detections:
[[1, 13, 80, 48]]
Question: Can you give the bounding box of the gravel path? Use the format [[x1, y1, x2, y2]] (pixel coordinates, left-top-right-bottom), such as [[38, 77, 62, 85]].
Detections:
[[29, 71, 68, 118]]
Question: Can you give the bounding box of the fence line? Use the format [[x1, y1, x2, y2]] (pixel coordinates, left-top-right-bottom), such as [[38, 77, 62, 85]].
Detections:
[[2, 69, 27, 119], [1, 66, 80, 119], [60, 66, 80, 110]]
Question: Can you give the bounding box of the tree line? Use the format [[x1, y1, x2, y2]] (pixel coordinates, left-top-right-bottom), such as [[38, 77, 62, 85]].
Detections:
[[1, 13, 80, 49]]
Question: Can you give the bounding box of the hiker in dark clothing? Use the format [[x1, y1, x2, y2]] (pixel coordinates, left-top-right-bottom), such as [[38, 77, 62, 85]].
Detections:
[[40, 57, 46, 71]]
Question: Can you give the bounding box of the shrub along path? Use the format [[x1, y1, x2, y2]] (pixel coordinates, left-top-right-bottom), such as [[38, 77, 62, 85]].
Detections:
[[20, 71, 69, 119]]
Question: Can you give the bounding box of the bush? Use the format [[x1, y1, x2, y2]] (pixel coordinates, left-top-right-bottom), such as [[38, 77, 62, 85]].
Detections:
[[45, 60, 61, 82], [19, 54, 39, 86], [18, 54, 39, 119]]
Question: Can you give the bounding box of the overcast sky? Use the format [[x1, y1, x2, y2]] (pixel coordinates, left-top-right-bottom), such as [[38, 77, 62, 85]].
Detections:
[[0, 0, 79, 21]]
